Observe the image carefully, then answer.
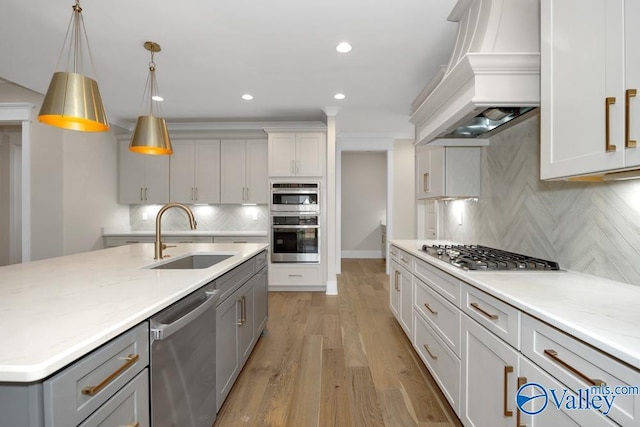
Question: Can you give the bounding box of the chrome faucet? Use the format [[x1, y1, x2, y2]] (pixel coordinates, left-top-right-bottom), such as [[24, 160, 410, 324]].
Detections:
[[154, 202, 197, 259]]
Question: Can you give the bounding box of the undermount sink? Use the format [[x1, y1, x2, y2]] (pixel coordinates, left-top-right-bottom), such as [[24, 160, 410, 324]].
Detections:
[[149, 254, 234, 270]]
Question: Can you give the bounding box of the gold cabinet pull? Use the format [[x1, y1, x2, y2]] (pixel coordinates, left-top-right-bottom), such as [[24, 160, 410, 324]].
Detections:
[[626, 89, 637, 148], [81, 354, 140, 396], [517, 376, 527, 427], [423, 172, 430, 193], [543, 349, 605, 386], [470, 302, 498, 320], [125, 423, 139, 427], [394, 270, 400, 291], [423, 344, 438, 360], [606, 97, 617, 152], [504, 365, 514, 417], [423, 303, 438, 316]]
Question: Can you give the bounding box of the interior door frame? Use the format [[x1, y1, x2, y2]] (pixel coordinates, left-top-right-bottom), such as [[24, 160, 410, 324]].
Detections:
[[0, 103, 33, 262], [337, 135, 394, 274]]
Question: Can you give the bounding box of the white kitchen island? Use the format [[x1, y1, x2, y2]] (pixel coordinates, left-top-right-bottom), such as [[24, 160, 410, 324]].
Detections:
[[0, 242, 268, 427]]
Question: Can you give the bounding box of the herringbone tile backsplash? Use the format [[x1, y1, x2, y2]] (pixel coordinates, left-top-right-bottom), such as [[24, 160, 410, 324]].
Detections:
[[442, 116, 640, 286]]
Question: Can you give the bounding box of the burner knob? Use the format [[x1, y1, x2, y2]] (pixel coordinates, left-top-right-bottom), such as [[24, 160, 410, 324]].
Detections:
[[436, 248, 444, 256]]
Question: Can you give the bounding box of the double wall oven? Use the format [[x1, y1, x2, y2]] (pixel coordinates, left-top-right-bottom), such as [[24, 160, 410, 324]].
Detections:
[[270, 183, 320, 263]]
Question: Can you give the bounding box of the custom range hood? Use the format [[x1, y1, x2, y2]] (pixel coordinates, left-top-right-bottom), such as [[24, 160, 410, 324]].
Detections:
[[411, 0, 540, 145]]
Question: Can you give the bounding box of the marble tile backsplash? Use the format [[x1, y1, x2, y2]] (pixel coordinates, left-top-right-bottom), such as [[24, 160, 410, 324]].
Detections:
[[130, 204, 269, 232], [441, 116, 640, 286]]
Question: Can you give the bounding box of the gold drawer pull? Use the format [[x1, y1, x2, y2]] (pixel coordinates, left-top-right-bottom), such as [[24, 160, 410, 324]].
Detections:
[[626, 89, 637, 148], [470, 302, 498, 320], [423, 303, 438, 315], [423, 344, 438, 360], [125, 423, 139, 427], [543, 349, 605, 387], [606, 97, 617, 152], [504, 365, 514, 417], [423, 172, 430, 193], [81, 354, 140, 396], [517, 376, 527, 427]]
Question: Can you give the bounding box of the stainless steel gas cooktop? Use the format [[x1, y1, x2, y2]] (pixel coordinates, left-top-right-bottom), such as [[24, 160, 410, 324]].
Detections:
[[421, 244, 560, 271]]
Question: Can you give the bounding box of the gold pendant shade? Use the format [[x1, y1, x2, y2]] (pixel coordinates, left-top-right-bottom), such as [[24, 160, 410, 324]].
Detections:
[[129, 115, 172, 155], [129, 41, 173, 155], [38, 71, 109, 132], [38, 1, 109, 132]]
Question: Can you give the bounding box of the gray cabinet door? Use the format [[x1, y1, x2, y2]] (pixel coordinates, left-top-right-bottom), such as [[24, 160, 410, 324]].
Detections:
[[216, 290, 241, 411], [253, 267, 268, 334]]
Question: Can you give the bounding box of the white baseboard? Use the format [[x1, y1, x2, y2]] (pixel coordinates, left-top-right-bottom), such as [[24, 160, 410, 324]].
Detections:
[[325, 280, 338, 295], [341, 250, 383, 259]]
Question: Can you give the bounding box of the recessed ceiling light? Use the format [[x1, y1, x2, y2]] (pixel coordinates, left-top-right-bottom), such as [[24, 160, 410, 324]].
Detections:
[[336, 42, 352, 53], [242, 94, 253, 100], [334, 93, 346, 100], [151, 95, 164, 102]]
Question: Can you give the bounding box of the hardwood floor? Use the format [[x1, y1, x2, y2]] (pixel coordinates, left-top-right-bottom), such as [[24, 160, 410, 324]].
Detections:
[[214, 259, 461, 427]]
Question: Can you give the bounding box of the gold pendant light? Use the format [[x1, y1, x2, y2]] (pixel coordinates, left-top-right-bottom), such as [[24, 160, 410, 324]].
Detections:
[[129, 41, 172, 155], [38, 0, 109, 132]]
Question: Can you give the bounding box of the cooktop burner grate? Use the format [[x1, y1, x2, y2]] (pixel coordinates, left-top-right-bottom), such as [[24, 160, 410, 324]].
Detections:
[[421, 244, 560, 271]]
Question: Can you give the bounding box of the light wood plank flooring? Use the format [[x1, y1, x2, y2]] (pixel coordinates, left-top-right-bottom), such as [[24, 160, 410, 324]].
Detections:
[[214, 259, 461, 427]]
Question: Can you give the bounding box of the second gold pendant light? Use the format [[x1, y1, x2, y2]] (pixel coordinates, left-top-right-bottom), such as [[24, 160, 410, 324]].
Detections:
[[129, 41, 173, 155]]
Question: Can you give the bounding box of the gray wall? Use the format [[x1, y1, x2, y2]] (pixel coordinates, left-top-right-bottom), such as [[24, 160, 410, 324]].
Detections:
[[341, 151, 387, 258], [442, 115, 640, 286]]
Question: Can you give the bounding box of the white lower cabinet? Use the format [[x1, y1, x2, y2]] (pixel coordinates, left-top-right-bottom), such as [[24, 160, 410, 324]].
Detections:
[[414, 311, 461, 413], [389, 243, 638, 427], [518, 355, 617, 427], [461, 314, 519, 427], [390, 260, 413, 336]]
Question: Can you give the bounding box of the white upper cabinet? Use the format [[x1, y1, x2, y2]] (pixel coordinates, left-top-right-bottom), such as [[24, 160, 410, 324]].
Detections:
[[268, 132, 325, 177], [118, 140, 169, 204], [170, 140, 220, 204], [541, 0, 640, 179], [220, 139, 268, 204], [416, 146, 481, 199]]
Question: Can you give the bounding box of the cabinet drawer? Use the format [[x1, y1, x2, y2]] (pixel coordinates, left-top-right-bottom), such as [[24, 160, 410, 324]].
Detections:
[[269, 264, 322, 287], [79, 368, 150, 427], [520, 355, 618, 427], [214, 236, 267, 244], [163, 236, 213, 243], [44, 323, 149, 427], [414, 312, 460, 414], [414, 277, 461, 357], [462, 283, 520, 349], [104, 236, 154, 247], [522, 315, 640, 427], [216, 257, 256, 303], [389, 246, 413, 270], [414, 258, 461, 306], [254, 250, 267, 271]]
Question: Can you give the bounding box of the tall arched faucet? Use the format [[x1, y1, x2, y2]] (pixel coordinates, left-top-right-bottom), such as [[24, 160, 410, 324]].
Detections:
[[155, 203, 197, 259]]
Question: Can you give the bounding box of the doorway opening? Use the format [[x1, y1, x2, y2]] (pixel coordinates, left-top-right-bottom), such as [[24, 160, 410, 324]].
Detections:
[[0, 124, 22, 265]]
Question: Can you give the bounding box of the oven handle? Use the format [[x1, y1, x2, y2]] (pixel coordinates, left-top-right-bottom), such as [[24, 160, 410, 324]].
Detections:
[[150, 290, 217, 341], [272, 225, 319, 229]]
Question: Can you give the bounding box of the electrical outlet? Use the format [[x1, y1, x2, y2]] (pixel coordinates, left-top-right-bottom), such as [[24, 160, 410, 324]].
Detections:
[[253, 211, 258, 221], [142, 212, 148, 221], [458, 211, 463, 225]]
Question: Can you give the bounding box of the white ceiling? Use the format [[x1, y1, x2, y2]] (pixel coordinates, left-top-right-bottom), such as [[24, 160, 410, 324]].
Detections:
[[0, 0, 458, 135]]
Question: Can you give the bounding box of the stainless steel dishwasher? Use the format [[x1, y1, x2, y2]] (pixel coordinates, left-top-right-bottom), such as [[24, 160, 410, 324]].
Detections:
[[150, 282, 217, 427]]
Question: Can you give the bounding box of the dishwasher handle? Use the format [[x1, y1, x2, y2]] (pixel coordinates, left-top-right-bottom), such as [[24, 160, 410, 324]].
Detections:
[[151, 290, 217, 341]]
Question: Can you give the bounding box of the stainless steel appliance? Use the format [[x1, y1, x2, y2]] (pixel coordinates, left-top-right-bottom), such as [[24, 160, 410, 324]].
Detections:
[[150, 283, 217, 427], [271, 183, 319, 212], [271, 214, 320, 263], [421, 244, 560, 271]]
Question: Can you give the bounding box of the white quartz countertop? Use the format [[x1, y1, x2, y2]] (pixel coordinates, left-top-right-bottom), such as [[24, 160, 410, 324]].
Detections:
[[0, 242, 268, 382], [102, 230, 267, 237], [391, 239, 640, 371]]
